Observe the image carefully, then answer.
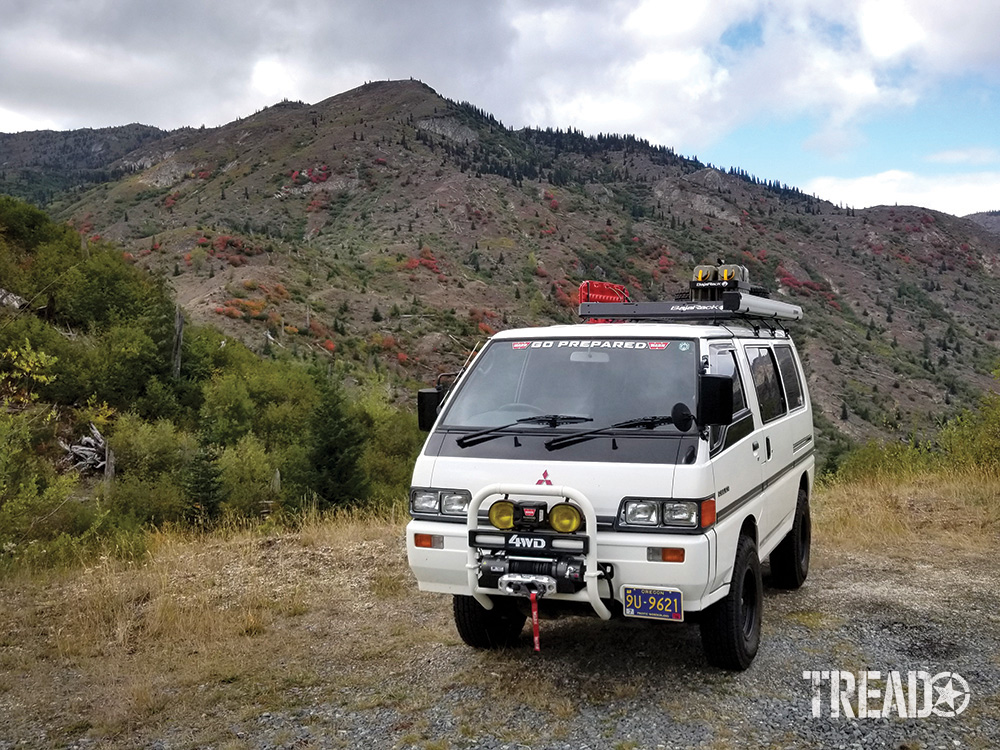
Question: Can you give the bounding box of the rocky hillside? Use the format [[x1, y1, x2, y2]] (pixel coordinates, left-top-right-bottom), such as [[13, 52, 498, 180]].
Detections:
[[966, 210, 1000, 237], [8, 79, 1000, 458], [0, 123, 167, 205]]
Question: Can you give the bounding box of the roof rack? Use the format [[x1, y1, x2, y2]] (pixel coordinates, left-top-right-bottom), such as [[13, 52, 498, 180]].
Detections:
[[579, 291, 801, 322], [576, 264, 803, 323]]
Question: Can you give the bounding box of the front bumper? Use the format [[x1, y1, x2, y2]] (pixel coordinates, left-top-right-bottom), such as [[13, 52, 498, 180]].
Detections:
[[406, 483, 720, 614]]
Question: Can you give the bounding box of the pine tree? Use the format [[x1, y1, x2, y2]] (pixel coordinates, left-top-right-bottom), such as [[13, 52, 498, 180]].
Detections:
[[183, 446, 222, 524], [309, 384, 368, 505]]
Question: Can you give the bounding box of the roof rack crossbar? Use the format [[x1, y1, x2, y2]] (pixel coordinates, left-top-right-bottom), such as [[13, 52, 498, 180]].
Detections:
[[578, 291, 802, 322]]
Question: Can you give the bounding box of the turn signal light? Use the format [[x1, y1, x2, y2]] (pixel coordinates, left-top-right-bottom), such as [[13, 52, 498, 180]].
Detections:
[[414, 533, 443, 549], [549, 502, 583, 533], [701, 499, 717, 528], [488, 500, 515, 530], [647, 547, 685, 563]]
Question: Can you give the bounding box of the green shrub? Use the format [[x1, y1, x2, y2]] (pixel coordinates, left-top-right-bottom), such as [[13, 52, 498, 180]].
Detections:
[[834, 440, 939, 483], [107, 474, 188, 527], [109, 412, 196, 480], [938, 392, 1000, 471], [217, 433, 277, 517], [353, 385, 424, 503]]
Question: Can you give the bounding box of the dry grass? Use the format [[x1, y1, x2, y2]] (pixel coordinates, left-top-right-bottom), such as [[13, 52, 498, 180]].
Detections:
[[813, 468, 1000, 552], [0, 507, 449, 747], [0, 475, 997, 746]]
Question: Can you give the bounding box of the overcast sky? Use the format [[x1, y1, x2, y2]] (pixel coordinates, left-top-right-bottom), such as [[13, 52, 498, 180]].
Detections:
[[1, 0, 998, 217]]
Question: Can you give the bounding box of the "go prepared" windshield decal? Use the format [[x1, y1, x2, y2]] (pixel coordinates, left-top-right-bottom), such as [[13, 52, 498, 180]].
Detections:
[[511, 340, 671, 350]]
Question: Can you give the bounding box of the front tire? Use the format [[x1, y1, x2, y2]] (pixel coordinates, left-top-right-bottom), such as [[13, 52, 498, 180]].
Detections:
[[769, 488, 811, 590], [453, 595, 526, 649], [700, 534, 762, 670]]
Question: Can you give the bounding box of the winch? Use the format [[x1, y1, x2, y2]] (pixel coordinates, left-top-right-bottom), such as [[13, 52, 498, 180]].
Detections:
[[478, 553, 586, 594]]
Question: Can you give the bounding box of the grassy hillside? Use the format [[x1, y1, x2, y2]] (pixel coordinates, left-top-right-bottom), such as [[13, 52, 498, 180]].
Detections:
[[18, 79, 997, 453], [0, 196, 423, 567]]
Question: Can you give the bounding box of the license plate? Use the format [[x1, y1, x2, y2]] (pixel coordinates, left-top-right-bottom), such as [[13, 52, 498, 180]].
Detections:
[[621, 586, 683, 622]]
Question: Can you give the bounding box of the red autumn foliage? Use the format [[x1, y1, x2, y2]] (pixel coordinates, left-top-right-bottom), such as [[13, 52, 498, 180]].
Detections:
[[214, 306, 244, 319]]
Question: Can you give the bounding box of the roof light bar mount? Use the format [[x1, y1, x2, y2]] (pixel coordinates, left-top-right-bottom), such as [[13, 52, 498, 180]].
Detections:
[[577, 262, 803, 323]]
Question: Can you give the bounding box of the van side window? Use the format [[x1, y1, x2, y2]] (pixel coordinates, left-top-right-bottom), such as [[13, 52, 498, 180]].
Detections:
[[708, 345, 752, 453], [708, 345, 747, 414], [774, 345, 805, 411], [746, 346, 786, 423]]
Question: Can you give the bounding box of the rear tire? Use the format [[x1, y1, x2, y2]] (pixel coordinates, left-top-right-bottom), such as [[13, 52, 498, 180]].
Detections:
[[769, 488, 811, 590], [700, 535, 762, 671], [453, 595, 526, 649]]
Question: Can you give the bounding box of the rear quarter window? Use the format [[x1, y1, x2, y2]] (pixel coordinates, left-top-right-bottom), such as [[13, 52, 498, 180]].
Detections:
[[774, 345, 805, 411], [746, 346, 786, 423]]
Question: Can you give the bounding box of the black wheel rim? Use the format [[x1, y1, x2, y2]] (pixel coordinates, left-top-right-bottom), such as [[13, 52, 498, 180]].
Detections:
[[740, 568, 758, 638], [799, 512, 811, 570]]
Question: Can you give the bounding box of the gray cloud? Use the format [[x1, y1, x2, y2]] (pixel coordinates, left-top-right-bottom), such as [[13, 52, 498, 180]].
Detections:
[[0, 0, 996, 158]]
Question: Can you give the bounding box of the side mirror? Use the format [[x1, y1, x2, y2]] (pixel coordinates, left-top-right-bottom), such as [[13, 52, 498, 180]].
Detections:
[[670, 401, 694, 433], [417, 388, 443, 432], [698, 375, 734, 426]]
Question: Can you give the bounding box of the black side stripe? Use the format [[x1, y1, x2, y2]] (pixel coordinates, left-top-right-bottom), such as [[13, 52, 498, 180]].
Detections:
[[716, 447, 815, 523]]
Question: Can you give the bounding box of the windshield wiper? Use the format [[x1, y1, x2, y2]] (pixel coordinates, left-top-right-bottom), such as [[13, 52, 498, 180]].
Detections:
[[544, 403, 694, 451], [456, 414, 593, 448]]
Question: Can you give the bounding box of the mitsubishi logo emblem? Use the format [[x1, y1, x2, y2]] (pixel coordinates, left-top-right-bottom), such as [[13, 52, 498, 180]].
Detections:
[[536, 470, 553, 485]]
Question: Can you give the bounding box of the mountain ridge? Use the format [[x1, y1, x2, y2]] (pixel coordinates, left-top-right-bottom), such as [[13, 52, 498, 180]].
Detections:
[[4, 79, 1000, 459]]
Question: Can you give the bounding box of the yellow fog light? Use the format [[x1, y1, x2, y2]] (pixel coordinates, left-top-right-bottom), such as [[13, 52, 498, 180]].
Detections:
[[549, 502, 582, 533], [489, 500, 515, 530]]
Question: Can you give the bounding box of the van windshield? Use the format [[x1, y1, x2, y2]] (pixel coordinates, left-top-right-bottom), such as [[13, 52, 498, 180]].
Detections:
[[440, 338, 698, 429]]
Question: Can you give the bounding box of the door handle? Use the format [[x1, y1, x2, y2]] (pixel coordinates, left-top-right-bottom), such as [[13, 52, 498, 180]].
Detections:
[[766, 437, 772, 460]]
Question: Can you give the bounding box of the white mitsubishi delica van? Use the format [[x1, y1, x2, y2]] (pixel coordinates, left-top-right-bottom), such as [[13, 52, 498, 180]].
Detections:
[[406, 265, 814, 670]]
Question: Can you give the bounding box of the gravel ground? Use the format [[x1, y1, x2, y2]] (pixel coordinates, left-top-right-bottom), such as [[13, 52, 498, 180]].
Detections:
[[1, 540, 998, 750]]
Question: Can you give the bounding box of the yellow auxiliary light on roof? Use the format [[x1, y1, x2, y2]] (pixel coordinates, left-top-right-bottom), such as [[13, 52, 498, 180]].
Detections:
[[694, 264, 717, 282]]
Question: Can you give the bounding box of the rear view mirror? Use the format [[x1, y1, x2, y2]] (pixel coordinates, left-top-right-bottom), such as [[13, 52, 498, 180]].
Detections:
[[698, 375, 734, 426], [417, 389, 443, 431]]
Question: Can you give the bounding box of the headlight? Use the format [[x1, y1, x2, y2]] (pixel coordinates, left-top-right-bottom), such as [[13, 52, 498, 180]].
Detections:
[[620, 498, 711, 529], [409, 488, 471, 515], [623, 499, 660, 526], [549, 502, 582, 533], [661, 501, 699, 528], [410, 489, 440, 513], [441, 490, 472, 515]]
